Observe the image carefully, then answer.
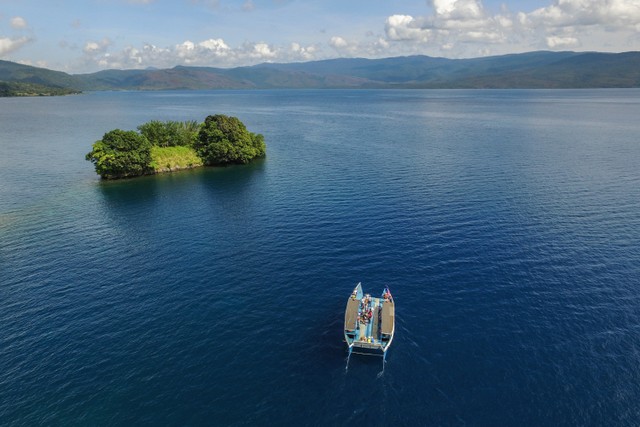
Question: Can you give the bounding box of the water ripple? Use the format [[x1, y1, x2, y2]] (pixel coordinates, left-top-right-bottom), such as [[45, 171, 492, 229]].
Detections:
[[2, 89, 640, 425]]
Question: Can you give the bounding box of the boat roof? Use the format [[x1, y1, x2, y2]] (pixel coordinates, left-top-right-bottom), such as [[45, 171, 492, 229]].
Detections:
[[381, 300, 395, 336], [344, 297, 359, 332]]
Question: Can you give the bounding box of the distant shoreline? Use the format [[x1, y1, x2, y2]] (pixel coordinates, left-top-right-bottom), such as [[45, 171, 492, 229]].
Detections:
[[3, 51, 640, 93]]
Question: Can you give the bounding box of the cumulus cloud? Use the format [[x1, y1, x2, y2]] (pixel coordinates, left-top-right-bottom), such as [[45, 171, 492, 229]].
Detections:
[[83, 38, 112, 54], [377, 0, 640, 58], [546, 35, 579, 48], [290, 42, 315, 60], [513, 0, 640, 52], [75, 36, 322, 71], [175, 38, 231, 63], [11, 16, 28, 29], [433, 0, 483, 20], [329, 36, 348, 49], [0, 36, 31, 56], [249, 42, 276, 58], [382, 0, 512, 56], [524, 0, 640, 28], [385, 15, 430, 42], [328, 35, 392, 58]]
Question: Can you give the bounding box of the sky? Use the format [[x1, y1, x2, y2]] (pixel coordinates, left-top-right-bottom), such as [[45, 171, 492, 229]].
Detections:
[[1, 0, 640, 73]]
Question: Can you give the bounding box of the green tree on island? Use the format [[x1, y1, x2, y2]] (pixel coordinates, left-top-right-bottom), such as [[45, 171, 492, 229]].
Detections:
[[85, 129, 152, 179], [194, 114, 266, 165]]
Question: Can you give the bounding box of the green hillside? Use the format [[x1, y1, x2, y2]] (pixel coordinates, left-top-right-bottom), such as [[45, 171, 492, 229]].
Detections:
[[0, 60, 81, 96]]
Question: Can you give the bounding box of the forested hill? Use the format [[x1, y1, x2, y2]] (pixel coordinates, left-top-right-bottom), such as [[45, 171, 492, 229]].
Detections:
[[2, 51, 640, 95], [0, 60, 80, 96]]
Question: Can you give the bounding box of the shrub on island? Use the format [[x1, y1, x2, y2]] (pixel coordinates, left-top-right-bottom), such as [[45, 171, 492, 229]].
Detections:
[[86, 116, 265, 179], [194, 114, 266, 165], [85, 129, 153, 179]]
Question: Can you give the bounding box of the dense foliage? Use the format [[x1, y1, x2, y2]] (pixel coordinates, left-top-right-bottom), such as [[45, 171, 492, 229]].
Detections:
[[86, 116, 265, 179], [85, 130, 153, 179], [137, 120, 199, 147], [194, 114, 266, 165]]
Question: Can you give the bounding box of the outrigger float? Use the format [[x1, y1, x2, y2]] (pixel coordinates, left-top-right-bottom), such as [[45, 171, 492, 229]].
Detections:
[[344, 283, 395, 363]]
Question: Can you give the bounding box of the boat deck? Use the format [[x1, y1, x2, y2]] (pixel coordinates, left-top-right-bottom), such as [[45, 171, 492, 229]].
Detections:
[[381, 298, 394, 336], [345, 298, 359, 333], [353, 297, 384, 350], [344, 283, 395, 357]]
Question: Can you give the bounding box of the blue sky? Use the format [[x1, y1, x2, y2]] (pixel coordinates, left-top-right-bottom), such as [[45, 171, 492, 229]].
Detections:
[[1, 0, 639, 73]]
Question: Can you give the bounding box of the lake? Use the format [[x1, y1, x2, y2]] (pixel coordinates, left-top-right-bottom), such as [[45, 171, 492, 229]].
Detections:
[[1, 89, 639, 426]]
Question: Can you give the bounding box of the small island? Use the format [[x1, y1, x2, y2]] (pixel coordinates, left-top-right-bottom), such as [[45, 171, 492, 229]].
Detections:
[[86, 114, 266, 179]]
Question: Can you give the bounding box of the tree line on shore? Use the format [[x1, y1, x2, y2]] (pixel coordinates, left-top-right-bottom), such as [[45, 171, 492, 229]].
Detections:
[[85, 114, 266, 179]]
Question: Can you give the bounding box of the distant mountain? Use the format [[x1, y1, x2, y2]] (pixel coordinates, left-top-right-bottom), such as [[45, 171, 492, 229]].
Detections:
[[2, 51, 640, 96], [0, 60, 80, 95], [74, 67, 251, 91], [73, 64, 374, 90]]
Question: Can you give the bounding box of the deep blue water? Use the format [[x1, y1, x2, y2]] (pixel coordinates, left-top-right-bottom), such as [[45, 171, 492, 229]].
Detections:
[[1, 89, 639, 426]]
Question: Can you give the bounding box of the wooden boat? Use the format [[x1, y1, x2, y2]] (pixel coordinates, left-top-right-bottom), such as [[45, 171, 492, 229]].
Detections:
[[344, 282, 395, 359]]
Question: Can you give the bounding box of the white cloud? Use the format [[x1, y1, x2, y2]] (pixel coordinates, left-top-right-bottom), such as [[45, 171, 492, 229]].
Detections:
[[0, 36, 31, 56], [329, 36, 348, 49], [385, 15, 430, 42], [374, 0, 640, 58], [75, 36, 320, 71], [433, 0, 483, 20], [248, 42, 275, 59], [546, 35, 579, 48], [199, 38, 230, 52], [525, 0, 640, 28], [175, 39, 231, 63], [380, 0, 511, 56], [10, 16, 28, 29], [84, 42, 101, 53], [83, 38, 112, 54], [290, 42, 314, 60], [328, 35, 392, 58]]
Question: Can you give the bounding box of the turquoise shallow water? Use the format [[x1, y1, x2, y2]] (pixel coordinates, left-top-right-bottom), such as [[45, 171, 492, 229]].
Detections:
[[1, 89, 640, 425]]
